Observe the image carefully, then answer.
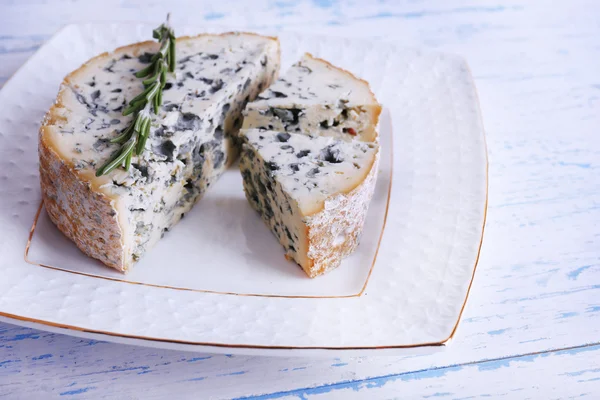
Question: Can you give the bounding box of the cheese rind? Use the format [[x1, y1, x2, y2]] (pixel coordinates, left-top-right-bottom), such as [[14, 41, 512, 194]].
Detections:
[[240, 129, 379, 277], [39, 33, 280, 272], [242, 53, 381, 142]]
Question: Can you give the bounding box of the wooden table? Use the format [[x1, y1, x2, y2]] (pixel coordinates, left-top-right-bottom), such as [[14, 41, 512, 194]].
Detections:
[[1, 0, 599, 398]]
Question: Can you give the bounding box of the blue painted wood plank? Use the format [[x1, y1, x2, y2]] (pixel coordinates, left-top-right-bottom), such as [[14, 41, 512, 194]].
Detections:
[[235, 344, 600, 399]]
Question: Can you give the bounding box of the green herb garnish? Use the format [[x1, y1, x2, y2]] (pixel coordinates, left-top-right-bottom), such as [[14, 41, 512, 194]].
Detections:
[[96, 14, 176, 177]]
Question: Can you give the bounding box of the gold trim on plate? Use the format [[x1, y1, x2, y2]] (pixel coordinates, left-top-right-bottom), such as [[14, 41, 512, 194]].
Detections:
[[443, 63, 490, 343]]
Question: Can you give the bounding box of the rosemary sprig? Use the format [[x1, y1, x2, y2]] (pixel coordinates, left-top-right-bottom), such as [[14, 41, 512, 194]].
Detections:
[[96, 14, 176, 177]]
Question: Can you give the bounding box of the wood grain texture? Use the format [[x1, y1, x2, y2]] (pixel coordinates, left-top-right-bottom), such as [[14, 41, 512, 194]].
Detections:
[[259, 344, 600, 400], [0, 0, 599, 398], [1, 323, 600, 399]]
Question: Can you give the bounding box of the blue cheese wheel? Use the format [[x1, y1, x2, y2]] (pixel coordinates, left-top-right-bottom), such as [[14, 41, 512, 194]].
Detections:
[[242, 53, 381, 142], [39, 33, 280, 272], [240, 129, 379, 277]]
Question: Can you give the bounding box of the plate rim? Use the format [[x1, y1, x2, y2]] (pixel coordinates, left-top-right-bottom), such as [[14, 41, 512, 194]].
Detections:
[[0, 22, 489, 353]]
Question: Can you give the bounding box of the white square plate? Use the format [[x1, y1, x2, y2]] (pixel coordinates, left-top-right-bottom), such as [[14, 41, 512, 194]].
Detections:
[[0, 23, 487, 356]]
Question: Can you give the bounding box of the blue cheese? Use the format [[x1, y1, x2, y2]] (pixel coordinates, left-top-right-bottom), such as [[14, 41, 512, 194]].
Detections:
[[240, 129, 379, 277], [39, 33, 280, 271], [242, 53, 381, 142]]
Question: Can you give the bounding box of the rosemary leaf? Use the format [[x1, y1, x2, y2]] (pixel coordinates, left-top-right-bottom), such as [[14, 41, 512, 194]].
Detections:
[[146, 82, 160, 102], [153, 91, 160, 114], [168, 38, 176, 72], [157, 88, 163, 106], [134, 112, 145, 132], [160, 67, 167, 87], [122, 102, 144, 116], [134, 63, 155, 78], [143, 71, 160, 86], [136, 121, 151, 155], [96, 136, 137, 177], [159, 42, 169, 58], [125, 151, 132, 170], [129, 83, 156, 105], [110, 124, 134, 144]]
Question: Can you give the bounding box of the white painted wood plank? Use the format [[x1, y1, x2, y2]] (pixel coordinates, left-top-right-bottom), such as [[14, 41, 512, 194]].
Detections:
[[2, 323, 600, 399], [266, 345, 600, 400], [0, 0, 599, 397], [1, 323, 599, 399]]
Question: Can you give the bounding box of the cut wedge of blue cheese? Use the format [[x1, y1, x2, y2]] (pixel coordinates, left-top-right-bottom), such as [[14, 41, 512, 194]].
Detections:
[[242, 53, 381, 142], [39, 33, 280, 272], [240, 129, 379, 277]]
